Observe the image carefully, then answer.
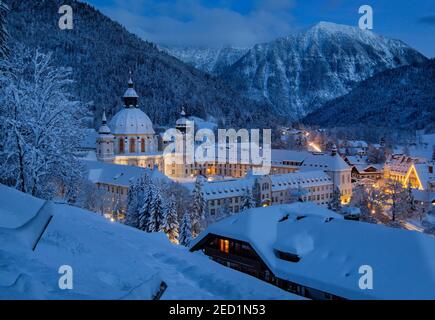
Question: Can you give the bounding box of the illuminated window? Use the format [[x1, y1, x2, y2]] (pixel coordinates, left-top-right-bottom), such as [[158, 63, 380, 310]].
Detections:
[[219, 239, 229, 254], [119, 138, 125, 154], [129, 138, 136, 153], [141, 138, 145, 152]]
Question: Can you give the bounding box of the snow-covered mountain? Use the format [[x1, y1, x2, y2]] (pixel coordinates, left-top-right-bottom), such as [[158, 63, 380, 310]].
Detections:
[[221, 22, 428, 120], [162, 46, 249, 75]]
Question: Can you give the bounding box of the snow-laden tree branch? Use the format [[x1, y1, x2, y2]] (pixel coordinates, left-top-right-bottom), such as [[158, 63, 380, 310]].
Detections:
[[0, 46, 87, 200]]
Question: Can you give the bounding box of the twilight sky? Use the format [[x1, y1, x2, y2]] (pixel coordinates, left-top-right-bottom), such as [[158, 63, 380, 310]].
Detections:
[[84, 0, 435, 57]]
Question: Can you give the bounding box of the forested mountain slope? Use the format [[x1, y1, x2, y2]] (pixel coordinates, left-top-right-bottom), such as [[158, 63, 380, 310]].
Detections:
[[303, 59, 435, 130], [5, 0, 276, 128]]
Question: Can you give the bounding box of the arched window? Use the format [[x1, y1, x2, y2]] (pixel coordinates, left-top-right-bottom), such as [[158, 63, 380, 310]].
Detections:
[[141, 138, 145, 153], [119, 138, 125, 154], [129, 138, 136, 153]]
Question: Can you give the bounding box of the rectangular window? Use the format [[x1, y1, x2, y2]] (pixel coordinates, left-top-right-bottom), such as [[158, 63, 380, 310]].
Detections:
[[219, 239, 229, 254]]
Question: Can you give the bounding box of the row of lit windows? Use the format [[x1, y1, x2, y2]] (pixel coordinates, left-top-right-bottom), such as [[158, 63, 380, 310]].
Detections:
[[117, 137, 151, 154]]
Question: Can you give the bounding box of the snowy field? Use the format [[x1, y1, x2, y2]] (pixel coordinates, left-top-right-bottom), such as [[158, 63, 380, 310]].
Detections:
[[0, 185, 298, 300]]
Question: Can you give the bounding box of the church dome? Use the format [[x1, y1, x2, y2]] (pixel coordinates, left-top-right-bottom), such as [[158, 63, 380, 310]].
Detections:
[[109, 108, 155, 135], [107, 75, 155, 136]]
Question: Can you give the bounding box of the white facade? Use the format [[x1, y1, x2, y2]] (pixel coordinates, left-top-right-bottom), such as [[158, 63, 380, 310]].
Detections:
[[203, 170, 335, 217]]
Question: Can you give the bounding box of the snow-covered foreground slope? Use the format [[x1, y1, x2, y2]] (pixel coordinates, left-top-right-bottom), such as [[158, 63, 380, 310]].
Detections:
[[0, 185, 297, 300]]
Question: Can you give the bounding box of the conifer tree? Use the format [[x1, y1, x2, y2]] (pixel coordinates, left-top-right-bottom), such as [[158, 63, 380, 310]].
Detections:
[[328, 187, 342, 213], [179, 211, 192, 247], [191, 176, 206, 237], [161, 195, 179, 243], [138, 174, 152, 231], [240, 188, 256, 211], [125, 181, 140, 228], [147, 183, 165, 232]]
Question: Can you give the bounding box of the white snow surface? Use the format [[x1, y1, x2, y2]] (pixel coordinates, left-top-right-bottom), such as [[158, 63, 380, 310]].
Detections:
[[109, 107, 155, 135], [192, 203, 435, 299], [0, 184, 298, 300], [84, 160, 170, 188], [409, 134, 435, 160]]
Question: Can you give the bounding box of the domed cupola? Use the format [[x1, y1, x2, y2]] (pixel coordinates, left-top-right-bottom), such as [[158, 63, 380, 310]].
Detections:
[[98, 110, 112, 135], [123, 77, 139, 107], [176, 106, 189, 133], [96, 110, 115, 162], [109, 76, 155, 136]]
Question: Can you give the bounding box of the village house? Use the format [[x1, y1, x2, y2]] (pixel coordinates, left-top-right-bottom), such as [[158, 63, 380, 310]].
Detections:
[[190, 203, 435, 300], [344, 155, 383, 184], [384, 154, 427, 188]]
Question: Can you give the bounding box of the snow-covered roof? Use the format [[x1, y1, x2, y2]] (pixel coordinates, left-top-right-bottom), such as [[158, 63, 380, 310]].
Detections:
[[270, 171, 332, 192], [109, 108, 155, 135], [192, 204, 435, 299], [385, 155, 419, 174], [0, 185, 297, 300], [175, 116, 189, 126], [346, 155, 368, 166], [84, 160, 169, 187], [271, 150, 310, 163], [353, 164, 383, 173], [203, 177, 256, 200], [414, 163, 435, 190], [346, 140, 368, 148], [271, 150, 350, 172], [300, 153, 350, 172], [123, 87, 139, 99]]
